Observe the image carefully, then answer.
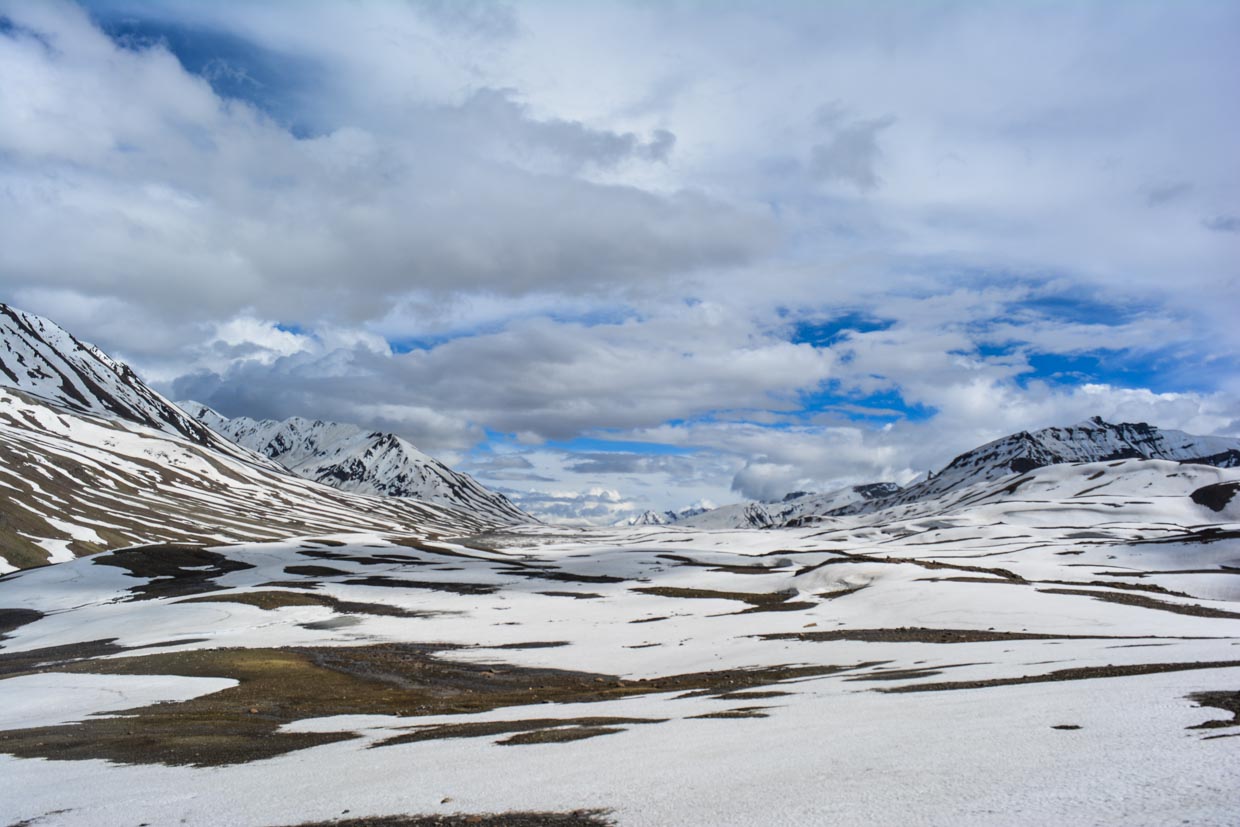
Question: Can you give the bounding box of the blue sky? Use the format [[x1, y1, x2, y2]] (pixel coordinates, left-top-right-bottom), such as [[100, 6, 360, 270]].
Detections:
[[1, 0, 1237, 522]]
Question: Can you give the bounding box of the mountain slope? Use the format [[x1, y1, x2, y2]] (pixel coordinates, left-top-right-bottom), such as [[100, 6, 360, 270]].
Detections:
[[0, 305, 526, 570], [179, 403, 530, 524], [0, 386, 506, 571], [0, 304, 258, 464]]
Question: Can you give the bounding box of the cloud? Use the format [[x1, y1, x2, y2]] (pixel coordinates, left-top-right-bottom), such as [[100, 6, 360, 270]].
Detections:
[[1203, 215, 1240, 233], [1145, 181, 1193, 206], [167, 301, 838, 447], [499, 486, 638, 525], [565, 453, 698, 477], [0, 2, 772, 327], [810, 105, 895, 191]]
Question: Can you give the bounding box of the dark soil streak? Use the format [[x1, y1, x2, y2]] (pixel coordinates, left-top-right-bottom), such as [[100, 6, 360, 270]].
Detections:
[[279, 810, 615, 826], [1036, 588, 1240, 620], [883, 660, 1240, 693]]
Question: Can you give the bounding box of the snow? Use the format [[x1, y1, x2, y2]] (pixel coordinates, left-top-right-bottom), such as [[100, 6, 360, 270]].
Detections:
[[1, 454, 1238, 824], [0, 674, 237, 730]]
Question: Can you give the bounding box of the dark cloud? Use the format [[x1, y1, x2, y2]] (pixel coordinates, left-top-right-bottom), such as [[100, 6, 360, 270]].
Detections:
[[1144, 181, 1193, 206], [809, 106, 895, 192], [566, 453, 697, 477], [1203, 215, 1240, 233]]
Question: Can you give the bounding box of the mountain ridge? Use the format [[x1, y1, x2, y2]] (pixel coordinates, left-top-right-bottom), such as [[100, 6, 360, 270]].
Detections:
[[179, 401, 531, 524], [678, 417, 1240, 529]]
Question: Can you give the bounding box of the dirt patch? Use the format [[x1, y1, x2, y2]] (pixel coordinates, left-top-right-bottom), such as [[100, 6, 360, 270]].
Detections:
[[537, 591, 603, 600], [298, 549, 436, 567], [498, 569, 625, 585], [499, 727, 624, 745], [93, 544, 256, 601], [0, 608, 43, 639], [1187, 690, 1240, 730], [177, 591, 437, 618], [717, 690, 790, 700], [0, 637, 205, 677], [794, 551, 1026, 583], [689, 707, 770, 720], [759, 627, 1107, 644], [1036, 588, 1240, 620], [1190, 482, 1239, 513], [280, 810, 614, 826], [343, 577, 498, 595], [375, 716, 662, 748], [284, 565, 353, 577], [0, 643, 859, 766], [632, 587, 802, 612], [882, 660, 1240, 693], [916, 576, 1024, 586]]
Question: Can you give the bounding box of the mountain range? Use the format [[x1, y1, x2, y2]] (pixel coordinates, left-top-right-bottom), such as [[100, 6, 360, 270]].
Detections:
[[178, 402, 528, 524], [0, 304, 527, 570], [667, 418, 1240, 529], [2, 300, 1239, 567]]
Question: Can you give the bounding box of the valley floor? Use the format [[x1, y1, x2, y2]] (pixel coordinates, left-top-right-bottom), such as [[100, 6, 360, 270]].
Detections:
[[2, 475, 1239, 826]]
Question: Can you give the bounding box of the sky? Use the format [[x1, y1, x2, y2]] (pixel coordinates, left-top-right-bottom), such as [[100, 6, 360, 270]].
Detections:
[[1, 0, 1238, 524]]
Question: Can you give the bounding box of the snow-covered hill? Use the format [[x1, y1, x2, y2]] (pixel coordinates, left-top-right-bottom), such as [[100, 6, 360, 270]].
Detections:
[[179, 402, 530, 525]]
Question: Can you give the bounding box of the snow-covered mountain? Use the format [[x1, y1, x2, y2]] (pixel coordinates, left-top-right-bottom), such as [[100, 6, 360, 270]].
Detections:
[[0, 305, 526, 570], [178, 402, 530, 525], [839, 417, 1240, 517], [613, 505, 712, 527], [680, 418, 1240, 530], [676, 482, 901, 529], [0, 304, 260, 464]]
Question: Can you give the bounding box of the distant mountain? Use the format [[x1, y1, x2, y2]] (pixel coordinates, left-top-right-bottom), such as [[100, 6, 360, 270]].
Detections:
[[682, 417, 1240, 529], [838, 417, 1240, 517], [677, 483, 901, 530], [179, 402, 531, 525]]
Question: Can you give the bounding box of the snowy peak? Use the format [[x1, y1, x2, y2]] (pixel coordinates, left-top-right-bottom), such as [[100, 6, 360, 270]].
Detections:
[[616, 510, 672, 527], [181, 404, 531, 525]]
